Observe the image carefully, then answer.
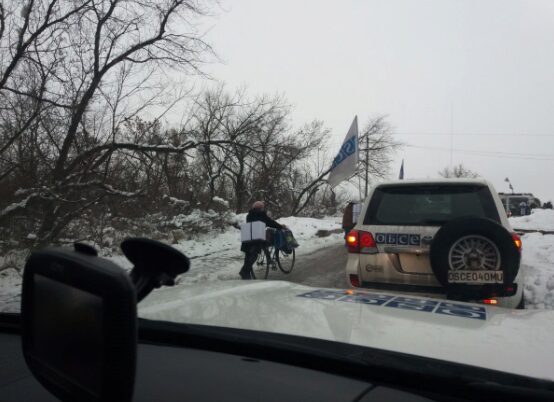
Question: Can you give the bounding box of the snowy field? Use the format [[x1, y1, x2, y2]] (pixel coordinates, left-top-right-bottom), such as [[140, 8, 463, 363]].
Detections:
[[1, 209, 554, 312]]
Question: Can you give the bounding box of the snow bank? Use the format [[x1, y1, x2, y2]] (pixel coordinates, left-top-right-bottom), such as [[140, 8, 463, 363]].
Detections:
[[0, 248, 29, 313], [509, 209, 554, 231], [522, 232, 554, 309], [508, 209, 554, 308], [0, 195, 32, 218], [0, 215, 343, 312], [212, 196, 229, 208], [0, 268, 22, 313]]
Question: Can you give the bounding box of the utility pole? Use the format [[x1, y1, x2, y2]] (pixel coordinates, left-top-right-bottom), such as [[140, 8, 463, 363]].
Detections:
[[450, 103, 454, 169], [364, 133, 369, 198]]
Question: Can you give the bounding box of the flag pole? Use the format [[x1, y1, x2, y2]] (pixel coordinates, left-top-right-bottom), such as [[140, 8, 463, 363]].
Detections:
[[357, 169, 363, 202]]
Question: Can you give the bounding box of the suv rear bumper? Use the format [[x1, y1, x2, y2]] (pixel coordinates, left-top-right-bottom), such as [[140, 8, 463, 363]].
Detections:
[[357, 281, 517, 298], [352, 281, 521, 308]]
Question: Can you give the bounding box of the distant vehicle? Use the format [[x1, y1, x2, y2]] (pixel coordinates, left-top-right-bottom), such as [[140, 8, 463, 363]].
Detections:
[[345, 178, 524, 309], [498, 193, 541, 216]]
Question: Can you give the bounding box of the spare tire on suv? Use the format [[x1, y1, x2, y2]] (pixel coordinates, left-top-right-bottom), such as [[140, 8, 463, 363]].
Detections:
[[429, 216, 521, 300]]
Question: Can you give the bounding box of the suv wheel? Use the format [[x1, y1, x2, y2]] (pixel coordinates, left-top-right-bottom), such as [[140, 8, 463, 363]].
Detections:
[[429, 217, 521, 299]]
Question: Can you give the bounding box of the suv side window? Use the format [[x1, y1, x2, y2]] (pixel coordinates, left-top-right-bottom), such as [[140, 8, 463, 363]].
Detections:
[[364, 185, 501, 226]]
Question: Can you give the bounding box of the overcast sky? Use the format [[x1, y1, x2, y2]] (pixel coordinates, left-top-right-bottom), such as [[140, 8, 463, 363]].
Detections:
[[198, 0, 554, 202]]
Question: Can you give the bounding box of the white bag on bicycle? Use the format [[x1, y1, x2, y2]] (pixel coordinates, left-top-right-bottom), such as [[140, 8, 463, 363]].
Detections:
[[240, 221, 267, 243]]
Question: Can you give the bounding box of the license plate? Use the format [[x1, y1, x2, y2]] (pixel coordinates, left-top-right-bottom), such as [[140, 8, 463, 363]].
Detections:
[[448, 270, 504, 284]]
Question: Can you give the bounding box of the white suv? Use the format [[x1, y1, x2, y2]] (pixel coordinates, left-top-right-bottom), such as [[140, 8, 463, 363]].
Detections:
[[345, 178, 524, 309]]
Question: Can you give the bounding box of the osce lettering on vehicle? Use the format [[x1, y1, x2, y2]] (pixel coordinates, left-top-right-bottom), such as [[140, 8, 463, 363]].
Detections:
[[448, 271, 504, 284], [435, 302, 486, 320], [409, 234, 420, 246], [375, 233, 421, 246], [297, 289, 345, 300], [340, 292, 395, 306], [296, 289, 487, 320], [398, 234, 409, 245], [385, 296, 439, 312]]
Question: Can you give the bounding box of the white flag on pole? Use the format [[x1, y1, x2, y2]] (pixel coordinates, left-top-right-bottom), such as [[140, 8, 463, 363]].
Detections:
[[328, 116, 359, 188]]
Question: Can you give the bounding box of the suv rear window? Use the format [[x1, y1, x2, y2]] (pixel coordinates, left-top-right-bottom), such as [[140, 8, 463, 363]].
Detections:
[[364, 185, 500, 226]]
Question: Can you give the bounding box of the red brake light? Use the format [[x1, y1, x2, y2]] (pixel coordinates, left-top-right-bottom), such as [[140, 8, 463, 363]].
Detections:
[[349, 274, 360, 287], [346, 230, 377, 254], [360, 232, 376, 248], [512, 232, 522, 252], [483, 299, 498, 305]]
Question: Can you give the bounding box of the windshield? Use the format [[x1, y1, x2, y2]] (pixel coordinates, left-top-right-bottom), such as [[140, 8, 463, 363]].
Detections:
[[1, 0, 554, 386]]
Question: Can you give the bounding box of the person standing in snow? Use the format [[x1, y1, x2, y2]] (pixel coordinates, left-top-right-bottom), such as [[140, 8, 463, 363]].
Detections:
[[239, 201, 286, 280], [519, 201, 527, 216], [342, 201, 355, 239]]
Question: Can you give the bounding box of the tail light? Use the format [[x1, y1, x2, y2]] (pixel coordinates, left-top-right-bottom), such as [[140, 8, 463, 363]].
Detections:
[[512, 232, 522, 252], [346, 230, 359, 252], [346, 230, 378, 254], [483, 299, 498, 305], [349, 274, 360, 287]]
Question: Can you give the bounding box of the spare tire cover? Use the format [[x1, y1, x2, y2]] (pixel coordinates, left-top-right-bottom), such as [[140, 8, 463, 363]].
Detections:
[[429, 217, 520, 291]]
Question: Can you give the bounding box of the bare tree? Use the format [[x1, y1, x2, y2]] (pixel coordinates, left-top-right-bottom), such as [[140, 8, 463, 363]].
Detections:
[[0, 1, 403, 259], [0, 0, 217, 245], [291, 116, 400, 215], [438, 163, 480, 178], [356, 115, 401, 197]]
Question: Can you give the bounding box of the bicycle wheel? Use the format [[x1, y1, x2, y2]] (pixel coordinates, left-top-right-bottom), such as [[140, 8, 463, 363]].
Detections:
[[276, 248, 295, 273], [252, 247, 270, 279]]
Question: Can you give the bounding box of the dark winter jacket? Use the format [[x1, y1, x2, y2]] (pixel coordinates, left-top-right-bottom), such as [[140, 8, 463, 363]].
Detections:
[[241, 209, 283, 252], [246, 208, 283, 230], [342, 202, 354, 229]]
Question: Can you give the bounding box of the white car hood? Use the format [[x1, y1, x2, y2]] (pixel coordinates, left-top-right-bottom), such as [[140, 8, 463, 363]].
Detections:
[[139, 280, 554, 382]]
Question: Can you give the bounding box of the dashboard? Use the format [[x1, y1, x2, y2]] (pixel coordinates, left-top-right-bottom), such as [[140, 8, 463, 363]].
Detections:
[[1, 331, 435, 402]]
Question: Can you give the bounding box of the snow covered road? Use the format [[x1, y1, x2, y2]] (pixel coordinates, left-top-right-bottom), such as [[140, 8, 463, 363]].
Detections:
[[265, 243, 348, 289]]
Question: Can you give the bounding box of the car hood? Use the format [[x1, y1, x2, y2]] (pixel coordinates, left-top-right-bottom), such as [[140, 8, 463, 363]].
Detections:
[[139, 280, 554, 382]]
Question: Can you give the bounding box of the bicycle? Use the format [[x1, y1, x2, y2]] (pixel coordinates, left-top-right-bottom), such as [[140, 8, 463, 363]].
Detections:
[[251, 232, 296, 280]]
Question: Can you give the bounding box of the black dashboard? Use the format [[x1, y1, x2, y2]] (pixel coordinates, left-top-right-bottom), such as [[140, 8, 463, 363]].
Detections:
[[1, 332, 434, 402]]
